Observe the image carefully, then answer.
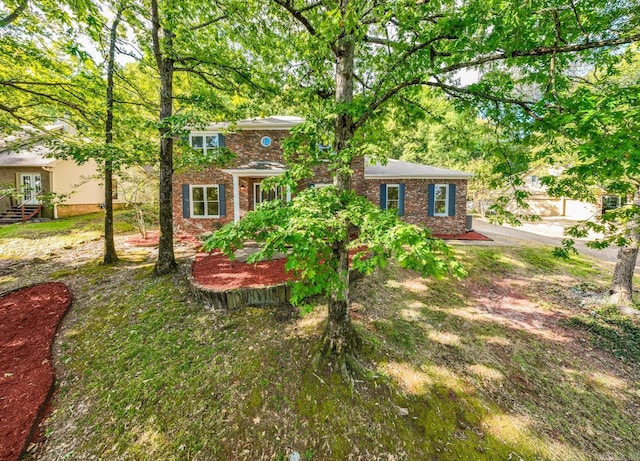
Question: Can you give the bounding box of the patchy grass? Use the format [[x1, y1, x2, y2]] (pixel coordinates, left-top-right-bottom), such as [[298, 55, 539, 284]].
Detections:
[[0, 212, 136, 260], [2, 219, 638, 460], [0, 212, 135, 239]]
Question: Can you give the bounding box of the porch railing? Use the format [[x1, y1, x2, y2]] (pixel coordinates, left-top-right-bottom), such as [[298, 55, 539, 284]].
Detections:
[[15, 190, 44, 221]]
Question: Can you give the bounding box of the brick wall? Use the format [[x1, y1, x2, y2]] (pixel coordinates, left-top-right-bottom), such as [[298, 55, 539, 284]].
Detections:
[[173, 130, 365, 233], [56, 203, 123, 218], [173, 130, 467, 235], [364, 178, 468, 235]]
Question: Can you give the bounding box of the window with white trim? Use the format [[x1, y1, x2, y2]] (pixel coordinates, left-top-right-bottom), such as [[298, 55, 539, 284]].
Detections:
[[190, 134, 222, 155], [254, 182, 289, 207], [386, 184, 400, 210], [602, 195, 626, 214], [191, 185, 220, 217], [434, 184, 449, 216]]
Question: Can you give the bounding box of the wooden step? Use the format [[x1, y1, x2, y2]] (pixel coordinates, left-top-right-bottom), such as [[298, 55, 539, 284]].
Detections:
[[0, 205, 42, 224]]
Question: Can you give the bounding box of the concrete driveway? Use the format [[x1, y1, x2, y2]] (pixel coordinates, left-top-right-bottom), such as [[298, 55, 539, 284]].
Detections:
[[466, 218, 626, 268]]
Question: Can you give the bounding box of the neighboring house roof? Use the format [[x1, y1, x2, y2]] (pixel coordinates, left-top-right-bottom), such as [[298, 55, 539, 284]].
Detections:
[[0, 145, 57, 167], [364, 157, 472, 180], [0, 122, 73, 168], [202, 116, 305, 132]]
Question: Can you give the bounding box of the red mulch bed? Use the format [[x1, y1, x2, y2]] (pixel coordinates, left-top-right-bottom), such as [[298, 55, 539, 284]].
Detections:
[[0, 282, 71, 461], [193, 248, 368, 291], [193, 252, 294, 290], [433, 231, 492, 241]]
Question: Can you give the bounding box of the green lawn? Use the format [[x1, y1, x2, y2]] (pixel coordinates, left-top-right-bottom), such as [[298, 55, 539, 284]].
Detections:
[[3, 213, 639, 460]]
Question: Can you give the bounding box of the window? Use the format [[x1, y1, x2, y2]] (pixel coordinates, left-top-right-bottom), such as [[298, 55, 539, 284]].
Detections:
[[434, 184, 449, 216], [386, 184, 400, 210], [112, 178, 118, 200], [602, 195, 626, 214], [531, 175, 538, 187], [190, 134, 224, 155], [190, 185, 220, 217], [380, 183, 405, 216], [254, 182, 289, 207]]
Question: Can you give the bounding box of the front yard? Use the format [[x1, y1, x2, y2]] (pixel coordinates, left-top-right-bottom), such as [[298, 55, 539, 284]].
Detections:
[[1, 213, 639, 460]]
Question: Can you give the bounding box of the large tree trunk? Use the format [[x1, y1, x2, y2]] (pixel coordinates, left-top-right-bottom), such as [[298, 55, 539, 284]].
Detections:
[[610, 186, 640, 309], [323, 15, 359, 357], [103, 8, 123, 265], [152, 0, 177, 275]]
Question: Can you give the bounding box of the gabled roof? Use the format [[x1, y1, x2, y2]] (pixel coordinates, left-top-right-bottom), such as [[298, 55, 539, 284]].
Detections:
[[202, 116, 304, 132], [0, 123, 70, 167], [364, 157, 472, 179], [0, 145, 57, 167]]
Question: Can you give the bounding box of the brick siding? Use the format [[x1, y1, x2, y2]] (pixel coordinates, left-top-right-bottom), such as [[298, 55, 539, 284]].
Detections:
[[364, 178, 468, 234], [174, 130, 467, 235]]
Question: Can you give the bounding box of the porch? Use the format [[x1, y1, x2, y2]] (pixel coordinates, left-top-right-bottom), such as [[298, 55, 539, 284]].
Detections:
[[222, 160, 291, 222]]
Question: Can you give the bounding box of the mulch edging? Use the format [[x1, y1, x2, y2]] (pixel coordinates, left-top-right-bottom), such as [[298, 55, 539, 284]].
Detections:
[[433, 231, 492, 241], [190, 250, 367, 310], [0, 282, 72, 461], [189, 252, 293, 309]]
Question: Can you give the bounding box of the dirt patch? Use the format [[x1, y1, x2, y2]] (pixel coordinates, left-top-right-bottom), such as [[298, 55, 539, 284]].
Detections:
[[0, 282, 71, 461], [468, 278, 575, 343], [433, 231, 492, 241], [125, 231, 201, 248]]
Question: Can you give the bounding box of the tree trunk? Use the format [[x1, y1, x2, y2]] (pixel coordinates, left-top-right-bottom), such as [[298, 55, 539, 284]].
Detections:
[[323, 13, 358, 356], [610, 186, 640, 308], [103, 8, 123, 265], [152, 0, 177, 275]]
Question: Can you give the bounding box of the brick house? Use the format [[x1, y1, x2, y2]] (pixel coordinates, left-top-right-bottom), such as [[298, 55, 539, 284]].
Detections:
[[174, 116, 472, 235]]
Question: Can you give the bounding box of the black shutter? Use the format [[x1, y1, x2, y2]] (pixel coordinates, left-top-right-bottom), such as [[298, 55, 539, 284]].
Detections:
[[219, 184, 226, 217], [427, 183, 435, 216], [380, 184, 387, 210], [448, 184, 456, 217], [398, 183, 405, 216], [182, 184, 190, 218]]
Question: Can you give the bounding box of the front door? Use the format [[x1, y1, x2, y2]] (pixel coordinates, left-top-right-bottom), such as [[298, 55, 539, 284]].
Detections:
[[18, 173, 42, 204], [253, 182, 289, 209]]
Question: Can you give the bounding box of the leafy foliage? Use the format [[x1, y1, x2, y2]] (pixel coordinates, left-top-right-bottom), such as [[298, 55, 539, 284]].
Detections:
[[204, 186, 465, 309], [533, 48, 640, 253]]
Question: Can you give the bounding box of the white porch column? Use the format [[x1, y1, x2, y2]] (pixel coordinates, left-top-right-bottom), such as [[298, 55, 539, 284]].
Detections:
[[233, 174, 240, 223]]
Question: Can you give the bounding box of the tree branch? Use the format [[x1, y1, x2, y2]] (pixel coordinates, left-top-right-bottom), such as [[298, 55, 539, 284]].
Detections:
[[150, 0, 163, 73], [364, 34, 457, 56], [438, 33, 640, 74], [191, 14, 227, 31], [426, 80, 543, 120], [0, 0, 27, 27], [0, 80, 77, 87], [174, 67, 228, 90], [354, 77, 422, 130], [2, 82, 89, 115], [297, 0, 324, 13], [568, 0, 588, 37], [174, 57, 254, 86], [271, 0, 317, 36]]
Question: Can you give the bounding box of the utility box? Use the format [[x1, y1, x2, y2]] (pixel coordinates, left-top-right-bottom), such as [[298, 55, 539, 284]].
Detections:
[[466, 215, 473, 232]]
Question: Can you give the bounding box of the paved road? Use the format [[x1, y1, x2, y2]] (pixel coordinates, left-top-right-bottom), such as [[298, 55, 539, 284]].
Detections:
[[468, 218, 624, 267]]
